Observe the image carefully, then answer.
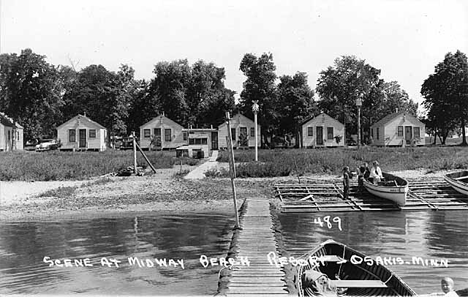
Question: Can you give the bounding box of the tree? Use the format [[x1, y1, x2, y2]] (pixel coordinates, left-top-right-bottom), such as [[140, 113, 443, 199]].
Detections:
[[62, 64, 134, 142], [145, 59, 235, 128], [187, 60, 235, 127], [126, 80, 156, 134], [421, 50, 468, 145], [277, 72, 317, 147], [316, 56, 417, 143], [0, 49, 63, 140], [149, 60, 192, 126], [238, 53, 278, 147]]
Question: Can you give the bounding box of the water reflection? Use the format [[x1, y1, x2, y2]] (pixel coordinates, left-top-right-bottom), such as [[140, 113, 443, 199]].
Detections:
[[278, 210, 468, 295], [0, 213, 234, 295]]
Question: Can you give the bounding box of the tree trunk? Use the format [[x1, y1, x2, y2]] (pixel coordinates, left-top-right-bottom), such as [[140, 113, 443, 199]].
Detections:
[[295, 125, 301, 148], [461, 118, 467, 146]]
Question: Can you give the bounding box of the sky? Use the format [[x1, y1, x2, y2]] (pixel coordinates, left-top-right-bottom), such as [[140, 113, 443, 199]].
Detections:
[[1, 0, 467, 111]]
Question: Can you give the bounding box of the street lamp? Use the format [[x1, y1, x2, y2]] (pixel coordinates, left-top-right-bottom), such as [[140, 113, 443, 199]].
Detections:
[[252, 101, 259, 161], [355, 96, 363, 148]]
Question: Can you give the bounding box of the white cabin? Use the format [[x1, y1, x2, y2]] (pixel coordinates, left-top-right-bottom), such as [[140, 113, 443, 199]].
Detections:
[[218, 114, 261, 149], [301, 113, 345, 148], [370, 112, 426, 147], [57, 114, 107, 151], [0, 112, 23, 151], [140, 115, 185, 150]]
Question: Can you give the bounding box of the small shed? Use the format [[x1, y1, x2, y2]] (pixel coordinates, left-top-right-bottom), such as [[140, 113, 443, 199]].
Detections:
[[370, 111, 426, 147], [140, 115, 185, 150], [57, 114, 107, 151], [301, 113, 345, 148], [218, 113, 261, 149], [176, 127, 218, 158], [0, 112, 23, 151]]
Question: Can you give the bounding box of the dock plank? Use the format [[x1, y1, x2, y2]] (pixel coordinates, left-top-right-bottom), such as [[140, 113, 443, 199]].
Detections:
[[226, 198, 288, 296]]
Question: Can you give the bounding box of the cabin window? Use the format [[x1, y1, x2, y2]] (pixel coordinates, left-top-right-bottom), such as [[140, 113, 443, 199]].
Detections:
[[143, 129, 150, 138], [7, 130, 10, 141], [250, 127, 255, 137], [308, 127, 313, 136], [414, 127, 420, 139], [377, 128, 380, 140], [89, 129, 96, 138], [17, 131, 20, 140], [69, 129, 76, 142], [183, 132, 188, 141], [231, 128, 236, 140], [398, 126, 403, 137], [165, 129, 171, 142], [371, 128, 373, 138], [327, 127, 334, 140], [189, 138, 207, 145]]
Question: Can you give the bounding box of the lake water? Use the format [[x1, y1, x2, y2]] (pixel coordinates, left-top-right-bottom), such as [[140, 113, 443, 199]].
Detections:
[[0, 213, 235, 295], [1, 210, 467, 296], [278, 210, 468, 295]]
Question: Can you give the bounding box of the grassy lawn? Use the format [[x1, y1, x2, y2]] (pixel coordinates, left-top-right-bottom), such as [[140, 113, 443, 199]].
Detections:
[[0, 150, 199, 181], [214, 146, 468, 177]]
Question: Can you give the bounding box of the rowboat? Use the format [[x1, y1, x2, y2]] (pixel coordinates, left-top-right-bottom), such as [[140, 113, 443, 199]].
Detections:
[[444, 171, 468, 196], [363, 172, 409, 206], [296, 239, 416, 297]]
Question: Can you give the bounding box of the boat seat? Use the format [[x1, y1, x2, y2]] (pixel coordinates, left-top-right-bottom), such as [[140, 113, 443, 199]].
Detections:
[[330, 280, 388, 288], [319, 255, 347, 263]]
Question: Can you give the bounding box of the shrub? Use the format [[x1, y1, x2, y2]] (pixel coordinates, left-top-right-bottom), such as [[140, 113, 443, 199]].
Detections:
[[214, 146, 468, 178]]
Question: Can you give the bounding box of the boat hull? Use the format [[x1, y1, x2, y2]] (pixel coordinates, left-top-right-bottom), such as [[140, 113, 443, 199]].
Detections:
[[444, 171, 468, 197], [296, 239, 416, 297], [363, 173, 409, 206]]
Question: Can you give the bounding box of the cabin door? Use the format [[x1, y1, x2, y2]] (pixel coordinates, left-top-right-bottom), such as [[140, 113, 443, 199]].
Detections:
[[211, 132, 218, 150], [153, 128, 162, 148], [405, 126, 412, 144], [316, 127, 324, 145], [79, 129, 87, 148]]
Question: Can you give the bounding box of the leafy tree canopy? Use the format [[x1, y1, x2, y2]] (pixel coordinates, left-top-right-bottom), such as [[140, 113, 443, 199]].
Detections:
[[0, 49, 63, 140], [421, 50, 468, 145], [316, 56, 418, 139]]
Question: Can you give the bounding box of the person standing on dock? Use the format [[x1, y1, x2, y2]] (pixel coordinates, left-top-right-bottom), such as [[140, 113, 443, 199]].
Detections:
[[343, 166, 350, 199]]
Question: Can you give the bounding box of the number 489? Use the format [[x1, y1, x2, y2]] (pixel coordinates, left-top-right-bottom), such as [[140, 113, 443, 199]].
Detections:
[[314, 216, 342, 231]]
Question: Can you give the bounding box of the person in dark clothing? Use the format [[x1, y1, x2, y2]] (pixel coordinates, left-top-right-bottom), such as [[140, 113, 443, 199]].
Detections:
[[343, 166, 350, 199], [357, 162, 370, 193]]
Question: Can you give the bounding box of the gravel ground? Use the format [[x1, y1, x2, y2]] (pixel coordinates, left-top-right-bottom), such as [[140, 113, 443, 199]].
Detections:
[[0, 165, 455, 221]]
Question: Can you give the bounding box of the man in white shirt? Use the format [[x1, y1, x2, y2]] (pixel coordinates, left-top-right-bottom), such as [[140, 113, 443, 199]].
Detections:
[[369, 161, 383, 184]]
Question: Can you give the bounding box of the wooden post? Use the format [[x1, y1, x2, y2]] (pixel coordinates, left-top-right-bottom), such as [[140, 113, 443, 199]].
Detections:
[[132, 131, 138, 175], [226, 112, 240, 229], [135, 141, 157, 173]]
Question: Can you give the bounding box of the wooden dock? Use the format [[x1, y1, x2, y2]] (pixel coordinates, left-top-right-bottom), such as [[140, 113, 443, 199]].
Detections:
[[276, 178, 468, 212], [225, 198, 289, 296]]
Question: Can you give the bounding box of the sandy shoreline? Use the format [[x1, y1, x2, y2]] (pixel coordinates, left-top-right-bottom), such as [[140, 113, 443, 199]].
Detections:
[[0, 166, 455, 221]]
